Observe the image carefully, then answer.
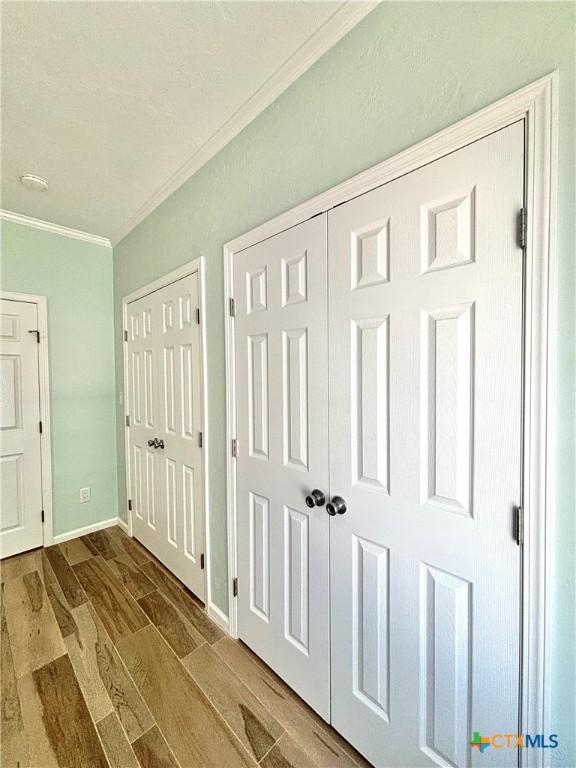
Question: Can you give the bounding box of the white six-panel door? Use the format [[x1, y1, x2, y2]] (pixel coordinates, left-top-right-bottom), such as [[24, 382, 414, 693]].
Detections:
[[328, 122, 524, 767], [127, 273, 206, 600], [0, 299, 43, 558], [234, 215, 331, 719]]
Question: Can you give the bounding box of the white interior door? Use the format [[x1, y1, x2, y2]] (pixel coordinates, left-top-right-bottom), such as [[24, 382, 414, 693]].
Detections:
[[328, 122, 524, 767], [0, 299, 43, 558], [234, 215, 330, 719], [127, 273, 206, 600]]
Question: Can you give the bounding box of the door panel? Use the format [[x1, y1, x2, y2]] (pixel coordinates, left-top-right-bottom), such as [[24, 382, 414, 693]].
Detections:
[[234, 215, 330, 719], [0, 299, 43, 558], [328, 122, 524, 767], [127, 273, 205, 600]]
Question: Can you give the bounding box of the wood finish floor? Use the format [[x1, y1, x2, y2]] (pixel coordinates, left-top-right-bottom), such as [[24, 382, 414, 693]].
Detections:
[[1, 527, 369, 768]]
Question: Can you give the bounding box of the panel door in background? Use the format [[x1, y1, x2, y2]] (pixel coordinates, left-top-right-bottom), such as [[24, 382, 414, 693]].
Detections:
[[127, 273, 205, 600], [234, 215, 331, 719], [0, 299, 43, 558], [328, 122, 524, 767]]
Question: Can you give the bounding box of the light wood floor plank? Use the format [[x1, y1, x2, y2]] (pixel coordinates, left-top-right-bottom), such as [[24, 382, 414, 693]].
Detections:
[[106, 553, 156, 600], [141, 560, 223, 644], [3, 571, 66, 678], [44, 545, 87, 608], [1, 584, 23, 743], [132, 725, 181, 768], [65, 603, 115, 722], [215, 638, 364, 768], [32, 653, 109, 767], [137, 589, 203, 657], [183, 643, 284, 761], [73, 556, 149, 643], [68, 601, 154, 742], [82, 529, 120, 560], [4, 672, 61, 767], [261, 733, 315, 768], [96, 712, 140, 768], [38, 551, 79, 639], [0, 550, 42, 584], [117, 625, 256, 768], [60, 537, 94, 566], [116, 534, 152, 567]]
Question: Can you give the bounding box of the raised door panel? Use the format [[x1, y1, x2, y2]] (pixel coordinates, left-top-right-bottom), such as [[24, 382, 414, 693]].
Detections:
[[420, 565, 471, 768]]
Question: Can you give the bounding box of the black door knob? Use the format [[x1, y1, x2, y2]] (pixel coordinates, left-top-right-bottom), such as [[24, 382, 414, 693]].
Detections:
[[305, 489, 325, 508], [326, 496, 347, 516], [148, 439, 156, 447], [156, 438, 165, 449]]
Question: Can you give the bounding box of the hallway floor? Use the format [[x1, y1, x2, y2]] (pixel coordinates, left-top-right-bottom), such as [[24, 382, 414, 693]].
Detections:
[[1, 526, 368, 768]]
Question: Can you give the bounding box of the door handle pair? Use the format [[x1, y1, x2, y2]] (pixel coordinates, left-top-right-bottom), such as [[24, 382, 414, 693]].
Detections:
[[147, 438, 165, 449], [305, 489, 347, 516]]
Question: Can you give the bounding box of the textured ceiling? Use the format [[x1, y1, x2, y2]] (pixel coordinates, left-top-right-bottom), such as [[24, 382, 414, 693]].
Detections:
[[1, 1, 355, 241]]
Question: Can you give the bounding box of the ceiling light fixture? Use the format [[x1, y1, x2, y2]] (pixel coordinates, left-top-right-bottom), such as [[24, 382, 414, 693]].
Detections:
[[20, 174, 48, 192]]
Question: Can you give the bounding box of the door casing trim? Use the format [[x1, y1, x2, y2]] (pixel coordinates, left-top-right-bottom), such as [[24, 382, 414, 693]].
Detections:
[[122, 258, 214, 615], [0, 291, 54, 548], [223, 73, 558, 763]]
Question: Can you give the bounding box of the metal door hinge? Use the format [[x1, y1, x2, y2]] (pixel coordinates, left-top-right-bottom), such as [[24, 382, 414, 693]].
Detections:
[[196, 307, 201, 325], [124, 330, 128, 342], [200, 553, 205, 570], [229, 297, 235, 317], [28, 330, 40, 343], [128, 499, 132, 512], [126, 415, 130, 427], [39, 420, 43, 434], [515, 506, 524, 545], [232, 577, 238, 597], [231, 438, 238, 458], [518, 208, 528, 249], [41, 510, 45, 523], [198, 431, 203, 448]]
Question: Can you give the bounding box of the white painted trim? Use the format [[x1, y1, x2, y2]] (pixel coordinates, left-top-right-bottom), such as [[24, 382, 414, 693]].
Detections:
[[1, 291, 54, 548], [223, 73, 558, 755], [122, 257, 210, 603], [207, 601, 230, 635], [0, 209, 112, 248], [110, 1, 376, 246], [223, 249, 238, 638], [52, 517, 119, 545], [116, 516, 130, 535]]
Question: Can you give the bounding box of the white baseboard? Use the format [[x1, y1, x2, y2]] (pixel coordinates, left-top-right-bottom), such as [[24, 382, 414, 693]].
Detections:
[[207, 601, 230, 634], [116, 516, 130, 535], [52, 517, 119, 545]]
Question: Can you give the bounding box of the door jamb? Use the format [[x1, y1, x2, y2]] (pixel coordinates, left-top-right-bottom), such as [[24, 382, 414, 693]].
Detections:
[[223, 73, 558, 761], [1, 291, 54, 547], [122, 258, 213, 609]]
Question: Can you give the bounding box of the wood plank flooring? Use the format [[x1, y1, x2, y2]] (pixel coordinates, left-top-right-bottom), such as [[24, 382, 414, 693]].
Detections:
[[0, 526, 368, 768]]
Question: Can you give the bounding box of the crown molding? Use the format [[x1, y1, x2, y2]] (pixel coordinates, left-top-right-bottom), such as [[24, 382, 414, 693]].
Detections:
[[0, 209, 112, 248], [111, 1, 378, 246]]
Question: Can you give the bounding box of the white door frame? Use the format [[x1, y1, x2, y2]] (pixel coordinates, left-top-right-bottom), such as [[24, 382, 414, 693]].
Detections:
[[0, 290, 54, 548], [223, 72, 558, 762], [122, 257, 214, 608]]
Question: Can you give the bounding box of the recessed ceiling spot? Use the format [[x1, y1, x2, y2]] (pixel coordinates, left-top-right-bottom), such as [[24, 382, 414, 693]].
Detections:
[[20, 174, 48, 192]]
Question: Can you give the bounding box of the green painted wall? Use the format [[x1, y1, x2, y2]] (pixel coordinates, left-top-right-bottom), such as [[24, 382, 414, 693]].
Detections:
[[113, 2, 574, 757], [1, 220, 117, 537]]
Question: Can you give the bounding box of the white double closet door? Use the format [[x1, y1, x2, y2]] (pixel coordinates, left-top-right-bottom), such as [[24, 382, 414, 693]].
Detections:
[[126, 273, 205, 600], [235, 122, 524, 767]]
